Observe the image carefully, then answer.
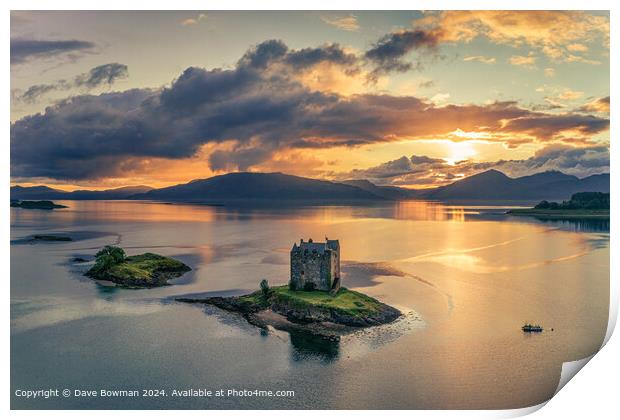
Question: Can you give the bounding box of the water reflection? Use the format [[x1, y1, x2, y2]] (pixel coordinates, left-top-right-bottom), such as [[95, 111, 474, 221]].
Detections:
[[10, 199, 610, 409], [95, 283, 120, 298], [288, 331, 340, 363], [505, 215, 610, 232], [10, 200, 609, 234]]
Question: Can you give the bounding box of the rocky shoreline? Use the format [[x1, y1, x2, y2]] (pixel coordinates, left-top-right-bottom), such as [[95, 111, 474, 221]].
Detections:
[[177, 286, 402, 341], [85, 247, 191, 288], [88, 265, 191, 288]]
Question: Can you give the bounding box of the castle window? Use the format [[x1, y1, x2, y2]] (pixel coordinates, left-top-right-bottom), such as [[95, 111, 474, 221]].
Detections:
[[301, 270, 304, 275]]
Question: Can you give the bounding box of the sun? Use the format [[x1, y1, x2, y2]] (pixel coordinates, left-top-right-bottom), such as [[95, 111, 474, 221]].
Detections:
[[444, 140, 477, 165]]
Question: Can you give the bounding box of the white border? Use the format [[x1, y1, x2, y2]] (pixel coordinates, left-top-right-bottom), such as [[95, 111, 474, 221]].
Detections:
[[3, 1, 617, 419]]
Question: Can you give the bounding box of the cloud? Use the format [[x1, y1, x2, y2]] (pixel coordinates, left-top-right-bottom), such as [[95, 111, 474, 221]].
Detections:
[[501, 114, 608, 140], [567, 43, 588, 52], [544, 68, 555, 77], [181, 13, 207, 26], [556, 89, 584, 101], [492, 144, 609, 178], [579, 96, 610, 113], [334, 144, 609, 187], [284, 44, 358, 70], [11, 38, 96, 64], [418, 80, 435, 89], [321, 15, 360, 31], [74, 63, 129, 88], [15, 63, 129, 103], [509, 53, 537, 68], [565, 54, 601, 65], [10, 39, 609, 181], [19, 81, 71, 104], [463, 55, 496, 64], [364, 29, 440, 79], [415, 11, 609, 63], [430, 92, 450, 104]]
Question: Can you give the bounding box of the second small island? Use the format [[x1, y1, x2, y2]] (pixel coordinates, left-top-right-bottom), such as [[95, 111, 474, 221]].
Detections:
[[85, 245, 191, 288]]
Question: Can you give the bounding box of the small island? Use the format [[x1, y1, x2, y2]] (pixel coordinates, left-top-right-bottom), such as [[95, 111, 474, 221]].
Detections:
[[85, 245, 191, 288], [178, 238, 402, 340], [31, 234, 73, 242], [10, 200, 67, 210], [508, 192, 610, 219]]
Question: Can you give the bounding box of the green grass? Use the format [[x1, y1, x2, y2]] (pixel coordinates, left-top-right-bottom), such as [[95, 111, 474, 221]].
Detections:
[[89, 252, 190, 283], [238, 286, 385, 317]]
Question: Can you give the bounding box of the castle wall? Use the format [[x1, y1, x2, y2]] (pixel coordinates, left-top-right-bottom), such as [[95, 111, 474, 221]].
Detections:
[[290, 249, 336, 291], [290, 240, 340, 292]]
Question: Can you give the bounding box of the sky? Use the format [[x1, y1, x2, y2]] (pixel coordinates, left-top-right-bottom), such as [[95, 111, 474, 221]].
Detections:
[[10, 10, 610, 190]]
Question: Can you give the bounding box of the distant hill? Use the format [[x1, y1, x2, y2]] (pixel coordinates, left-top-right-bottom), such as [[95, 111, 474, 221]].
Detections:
[[10, 185, 153, 200], [10, 185, 62, 200], [10, 170, 609, 203], [419, 170, 609, 201], [133, 172, 384, 202], [340, 179, 417, 200]]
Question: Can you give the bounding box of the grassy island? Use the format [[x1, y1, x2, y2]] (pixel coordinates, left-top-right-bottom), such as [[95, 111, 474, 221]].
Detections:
[[11, 200, 67, 210], [177, 283, 401, 340], [508, 192, 610, 219], [86, 246, 191, 288]]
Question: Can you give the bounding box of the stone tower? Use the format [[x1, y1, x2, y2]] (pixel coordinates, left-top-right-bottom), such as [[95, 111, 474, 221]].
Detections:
[[290, 238, 340, 292]]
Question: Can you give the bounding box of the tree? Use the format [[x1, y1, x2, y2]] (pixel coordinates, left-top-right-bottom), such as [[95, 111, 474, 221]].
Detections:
[[96, 245, 126, 263], [259, 279, 270, 297], [535, 200, 550, 209], [93, 246, 126, 272]]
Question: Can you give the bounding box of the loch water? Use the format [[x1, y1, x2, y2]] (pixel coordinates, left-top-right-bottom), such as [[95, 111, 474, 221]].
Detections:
[[10, 200, 609, 409]]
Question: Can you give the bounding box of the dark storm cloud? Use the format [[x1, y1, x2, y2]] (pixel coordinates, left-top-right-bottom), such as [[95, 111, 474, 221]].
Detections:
[[74, 63, 129, 88], [238, 39, 359, 73], [16, 63, 129, 103], [10, 39, 610, 181], [502, 114, 610, 139], [238, 39, 289, 69], [364, 29, 440, 78], [285, 44, 358, 69], [11, 38, 96, 64], [20, 82, 69, 104]]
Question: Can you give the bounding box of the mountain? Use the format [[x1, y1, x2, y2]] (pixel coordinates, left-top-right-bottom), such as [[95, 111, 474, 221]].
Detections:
[[420, 170, 609, 201], [10, 170, 610, 203], [10, 185, 63, 200], [340, 179, 418, 200], [10, 185, 153, 200], [133, 172, 384, 202], [66, 185, 153, 200]]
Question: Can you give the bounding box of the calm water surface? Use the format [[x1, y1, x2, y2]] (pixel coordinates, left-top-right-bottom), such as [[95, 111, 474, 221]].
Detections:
[[10, 200, 609, 409]]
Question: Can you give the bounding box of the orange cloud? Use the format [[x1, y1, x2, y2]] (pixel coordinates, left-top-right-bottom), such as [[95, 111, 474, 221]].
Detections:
[[321, 15, 360, 31], [579, 96, 610, 114], [463, 55, 496, 64], [509, 53, 537, 68], [415, 11, 609, 62], [181, 13, 207, 26]]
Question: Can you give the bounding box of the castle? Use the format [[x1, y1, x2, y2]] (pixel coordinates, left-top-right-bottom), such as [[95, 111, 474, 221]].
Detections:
[[290, 238, 340, 292]]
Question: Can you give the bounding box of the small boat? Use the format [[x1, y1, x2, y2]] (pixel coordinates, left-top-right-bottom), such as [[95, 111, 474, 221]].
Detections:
[[522, 323, 543, 332]]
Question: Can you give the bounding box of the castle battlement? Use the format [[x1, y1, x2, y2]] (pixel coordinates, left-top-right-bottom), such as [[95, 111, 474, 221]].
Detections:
[[290, 238, 340, 292]]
